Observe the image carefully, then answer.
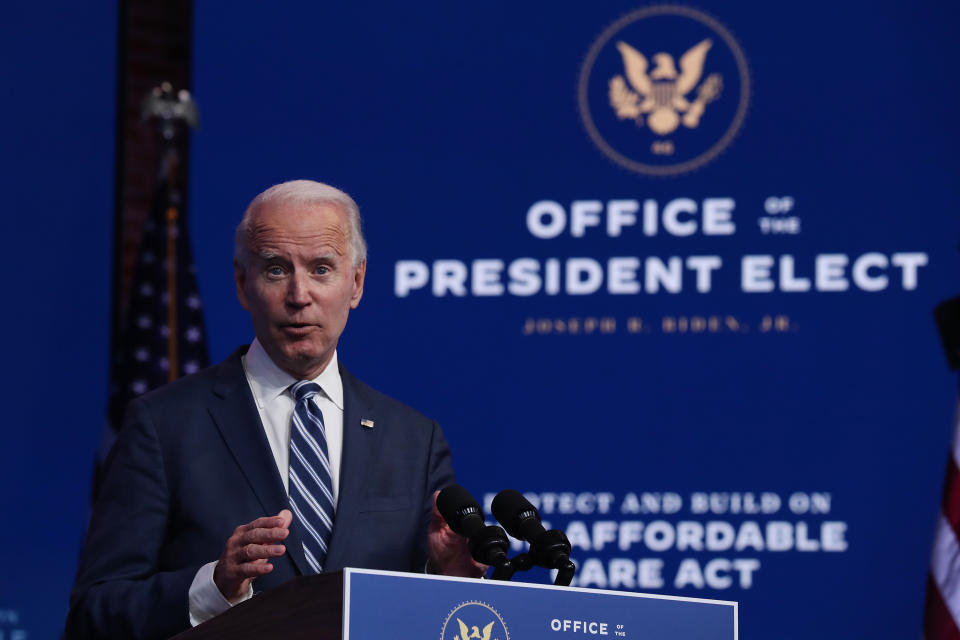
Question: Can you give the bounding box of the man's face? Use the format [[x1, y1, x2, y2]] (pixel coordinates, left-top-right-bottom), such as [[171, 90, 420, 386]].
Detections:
[[234, 200, 366, 379]]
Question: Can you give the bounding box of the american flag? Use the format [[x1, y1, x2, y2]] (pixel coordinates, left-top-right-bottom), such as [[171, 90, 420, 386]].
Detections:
[[927, 405, 960, 640], [95, 167, 209, 498], [926, 299, 960, 639]]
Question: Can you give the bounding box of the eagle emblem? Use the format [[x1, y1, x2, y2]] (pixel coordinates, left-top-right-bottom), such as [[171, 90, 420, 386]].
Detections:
[[609, 39, 722, 135], [456, 618, 496, 640]]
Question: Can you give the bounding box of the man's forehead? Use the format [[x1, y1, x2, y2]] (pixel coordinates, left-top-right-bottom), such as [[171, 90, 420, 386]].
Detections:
[[250, 199, 348, 227], [249, 202, 349, 240], [254, 247, 344, 261]]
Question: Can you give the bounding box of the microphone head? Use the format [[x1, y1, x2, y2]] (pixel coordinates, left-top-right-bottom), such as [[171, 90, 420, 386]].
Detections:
[[437, 484, 484, 537], [491, 489, 544, 541]]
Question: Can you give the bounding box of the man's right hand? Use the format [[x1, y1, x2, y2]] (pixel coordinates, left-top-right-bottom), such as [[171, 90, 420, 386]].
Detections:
[[213, 510, 292, 602]]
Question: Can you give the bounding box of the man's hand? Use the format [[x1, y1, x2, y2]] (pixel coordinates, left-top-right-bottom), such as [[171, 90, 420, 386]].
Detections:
[[427, 490, 488, 578], [213, 510, 292, 602]]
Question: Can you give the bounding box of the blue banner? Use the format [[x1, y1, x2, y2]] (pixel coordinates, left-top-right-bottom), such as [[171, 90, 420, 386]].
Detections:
[[184, 4, 960, 638]]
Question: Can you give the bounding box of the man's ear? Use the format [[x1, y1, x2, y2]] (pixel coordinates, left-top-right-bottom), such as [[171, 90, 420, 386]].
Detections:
[[234, 260, 250, 310], [350, 259, 366, 309]]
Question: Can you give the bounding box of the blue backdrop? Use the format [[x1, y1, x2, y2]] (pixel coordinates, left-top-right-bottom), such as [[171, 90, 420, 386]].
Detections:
[[2, 2, 959, 639], [0, 3, 116, 639]]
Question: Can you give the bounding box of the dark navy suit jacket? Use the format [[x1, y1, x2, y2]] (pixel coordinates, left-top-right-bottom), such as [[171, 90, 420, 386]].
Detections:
[[66, 347, 455, 639]]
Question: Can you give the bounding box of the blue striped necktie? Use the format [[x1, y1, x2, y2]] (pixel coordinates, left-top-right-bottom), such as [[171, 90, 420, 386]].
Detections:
[[288, 381, 335, 573]]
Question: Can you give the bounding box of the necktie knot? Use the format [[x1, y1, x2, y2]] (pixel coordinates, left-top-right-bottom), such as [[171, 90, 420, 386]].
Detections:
[[291, 380, 321, 403]]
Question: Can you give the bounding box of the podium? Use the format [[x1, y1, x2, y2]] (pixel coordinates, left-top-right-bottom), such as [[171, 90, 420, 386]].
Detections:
[[173, 568, 737, 639]]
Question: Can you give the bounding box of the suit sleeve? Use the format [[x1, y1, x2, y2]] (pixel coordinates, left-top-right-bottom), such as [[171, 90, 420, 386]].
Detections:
[[415, 419, 457, 569], [425, 420, 456, 496], [65, 398, 199, 640]]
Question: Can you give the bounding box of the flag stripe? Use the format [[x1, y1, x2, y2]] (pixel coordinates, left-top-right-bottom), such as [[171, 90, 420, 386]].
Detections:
[[928, 573, 960, 640], [926, 399, 960, 640], [944, 454, 960, 541], [934, 513, 960, 622]]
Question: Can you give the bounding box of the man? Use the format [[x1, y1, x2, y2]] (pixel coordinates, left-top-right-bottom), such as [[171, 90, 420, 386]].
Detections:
[[67, 180, 483, 639]]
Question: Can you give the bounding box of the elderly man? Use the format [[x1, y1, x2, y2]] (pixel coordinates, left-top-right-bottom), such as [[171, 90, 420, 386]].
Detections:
[[67, 181, 482, 639]]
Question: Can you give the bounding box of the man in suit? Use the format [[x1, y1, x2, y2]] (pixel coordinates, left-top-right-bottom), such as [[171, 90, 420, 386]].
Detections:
[[67, 180, 483, 639]]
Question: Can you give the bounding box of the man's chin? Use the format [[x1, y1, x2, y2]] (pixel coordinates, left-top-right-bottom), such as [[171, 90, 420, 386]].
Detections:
[[276, 345, 332, 378]]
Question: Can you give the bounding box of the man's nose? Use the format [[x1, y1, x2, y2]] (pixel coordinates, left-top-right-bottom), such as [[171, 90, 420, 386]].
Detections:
[[285, 271, 311, 306]]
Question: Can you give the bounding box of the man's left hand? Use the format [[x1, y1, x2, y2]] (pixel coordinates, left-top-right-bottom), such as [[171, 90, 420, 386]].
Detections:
[[427, 490, 489, 577]]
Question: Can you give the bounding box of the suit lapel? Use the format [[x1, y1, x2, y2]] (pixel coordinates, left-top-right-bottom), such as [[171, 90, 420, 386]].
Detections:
[[207, 347, 310, 575], [325, 363, 382, 569]]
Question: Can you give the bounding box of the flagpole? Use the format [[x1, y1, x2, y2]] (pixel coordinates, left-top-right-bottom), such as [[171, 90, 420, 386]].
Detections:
[[142, 83, 198, 383], [166, 195, 179, 382]]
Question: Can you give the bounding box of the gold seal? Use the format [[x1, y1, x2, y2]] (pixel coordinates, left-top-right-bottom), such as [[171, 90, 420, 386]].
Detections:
[[578, 5, 750, 176]]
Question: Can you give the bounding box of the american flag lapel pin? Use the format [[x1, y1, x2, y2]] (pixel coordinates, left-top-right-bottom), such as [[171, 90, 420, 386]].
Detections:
[[360, 418, 375, 429]]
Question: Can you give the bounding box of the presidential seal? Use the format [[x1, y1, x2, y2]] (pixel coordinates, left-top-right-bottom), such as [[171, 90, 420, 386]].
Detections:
[[578, 5, 750, 176], [441, 601, 510, 640]]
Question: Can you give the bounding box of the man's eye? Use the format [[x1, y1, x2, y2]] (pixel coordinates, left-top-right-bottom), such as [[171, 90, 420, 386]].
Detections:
[[266, 266, 285, 277], [315, 265, 330, 275]]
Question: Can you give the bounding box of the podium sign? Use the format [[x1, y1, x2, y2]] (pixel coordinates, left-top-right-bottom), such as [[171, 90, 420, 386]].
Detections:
[[344, 569, 737, 640]]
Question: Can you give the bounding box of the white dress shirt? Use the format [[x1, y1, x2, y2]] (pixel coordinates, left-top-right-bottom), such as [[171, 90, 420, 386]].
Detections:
[[188, 339, 345, 625]]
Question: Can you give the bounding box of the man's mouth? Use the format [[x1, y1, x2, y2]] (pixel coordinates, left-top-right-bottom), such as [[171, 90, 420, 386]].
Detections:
[[280, 323, 316, 336]]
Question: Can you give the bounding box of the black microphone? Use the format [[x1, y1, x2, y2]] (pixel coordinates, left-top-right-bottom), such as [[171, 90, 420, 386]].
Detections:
[[437, 484, 510, 568], [491, 489, 572, 570], [491, 488, 545, 541]]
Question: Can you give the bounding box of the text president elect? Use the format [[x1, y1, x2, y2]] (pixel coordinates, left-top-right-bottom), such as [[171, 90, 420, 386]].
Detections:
[[67, 180, 484, 639]]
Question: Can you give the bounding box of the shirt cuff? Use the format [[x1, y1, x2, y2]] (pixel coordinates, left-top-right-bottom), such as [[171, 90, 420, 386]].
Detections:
[[188, 561, 253, 626]]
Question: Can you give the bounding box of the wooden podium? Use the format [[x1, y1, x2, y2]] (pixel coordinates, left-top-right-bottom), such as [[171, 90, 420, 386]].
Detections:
[[173, 568, 738, 640], [171, 572, 345, 640]]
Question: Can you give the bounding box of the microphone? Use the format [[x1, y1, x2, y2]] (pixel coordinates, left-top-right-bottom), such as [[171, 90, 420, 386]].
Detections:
[[491, 488, 545, 541], [491, 489, 573, 570], [437, 484, 510, 568]]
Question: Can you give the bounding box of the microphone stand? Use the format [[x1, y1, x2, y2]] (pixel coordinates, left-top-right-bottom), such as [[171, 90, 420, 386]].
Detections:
[[492, 531, 576, 586], [553, 558, 576, 587], [490, 553, 534, 581]]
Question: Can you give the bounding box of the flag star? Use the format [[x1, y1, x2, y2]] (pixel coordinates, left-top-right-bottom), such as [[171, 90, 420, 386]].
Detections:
[[167, 226, 180, 239], [140, 283, 154, 296], [131, 380, 148, 394], [183, 361, 199, 374], [186, 295, 201, 309], [158, 358, 169, 371], [137, 315, 152, 329], [135, 348, 149, 361], [160, 292, 169, 305], [186, 327, 202, 342], [142, 252, 155, 264], [160, 325, 170, 337]]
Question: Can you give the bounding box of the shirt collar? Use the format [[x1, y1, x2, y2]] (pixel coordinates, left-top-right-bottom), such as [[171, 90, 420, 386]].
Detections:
[[243, 338, 344, 410]]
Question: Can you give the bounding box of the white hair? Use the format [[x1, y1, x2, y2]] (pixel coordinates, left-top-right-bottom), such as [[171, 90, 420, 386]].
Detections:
[[234, 179, 367, 267]]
